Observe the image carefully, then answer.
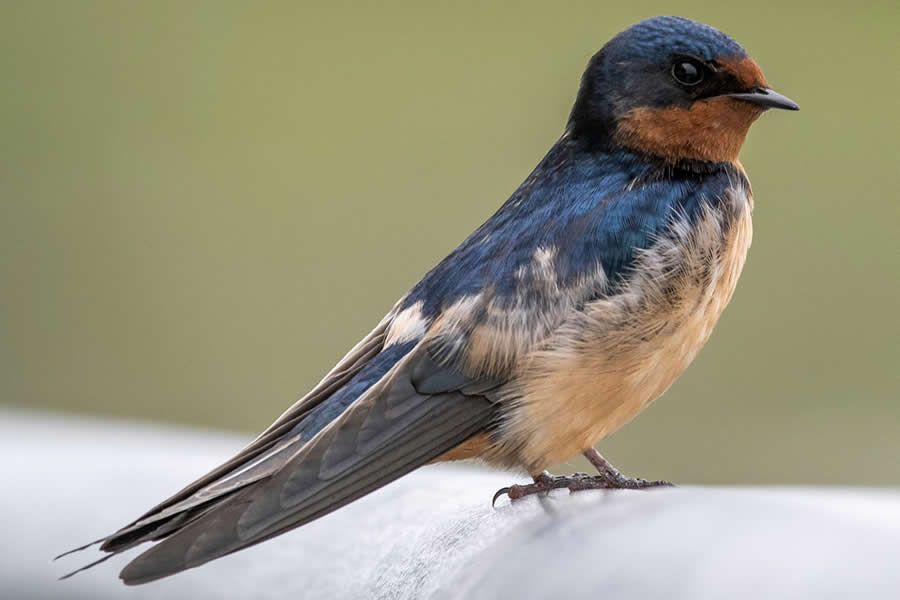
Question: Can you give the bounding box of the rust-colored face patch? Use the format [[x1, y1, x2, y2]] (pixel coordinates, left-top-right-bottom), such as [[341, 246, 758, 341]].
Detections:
[[615, 98, 764, 162]]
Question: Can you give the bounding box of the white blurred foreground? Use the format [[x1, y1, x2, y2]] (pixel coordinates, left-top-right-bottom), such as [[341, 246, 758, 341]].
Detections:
[[5, 410, 899, 599]]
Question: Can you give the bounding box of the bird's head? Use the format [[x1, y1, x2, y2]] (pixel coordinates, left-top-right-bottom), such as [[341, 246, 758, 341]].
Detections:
[[569, 16, 798, 163]]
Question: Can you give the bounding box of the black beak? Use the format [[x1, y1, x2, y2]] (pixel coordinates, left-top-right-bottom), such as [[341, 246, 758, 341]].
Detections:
[[726, 87, 799, 111]]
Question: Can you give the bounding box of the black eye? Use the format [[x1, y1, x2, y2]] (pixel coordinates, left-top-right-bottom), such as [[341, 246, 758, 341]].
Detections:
[[672, 60, 704, 86]]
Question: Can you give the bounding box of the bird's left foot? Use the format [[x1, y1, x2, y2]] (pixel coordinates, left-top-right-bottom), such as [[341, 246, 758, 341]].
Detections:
[[492, 448, 673, 506]]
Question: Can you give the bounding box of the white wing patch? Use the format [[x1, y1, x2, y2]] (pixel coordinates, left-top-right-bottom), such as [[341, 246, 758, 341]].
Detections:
[[385, 301, 430, 347]]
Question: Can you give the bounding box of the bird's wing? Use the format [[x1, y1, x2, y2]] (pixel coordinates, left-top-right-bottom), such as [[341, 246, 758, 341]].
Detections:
[[57, 139, 598, 574], [94, 138, 627, 580], [110, 341, 498, 583]]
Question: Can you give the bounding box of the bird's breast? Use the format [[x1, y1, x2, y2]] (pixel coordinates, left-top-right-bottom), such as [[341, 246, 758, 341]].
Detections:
[[495, 183, 753, 472]]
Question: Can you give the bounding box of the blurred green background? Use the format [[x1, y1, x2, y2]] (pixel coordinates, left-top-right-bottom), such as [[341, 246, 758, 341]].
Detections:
[[2, 2, 897, 485]]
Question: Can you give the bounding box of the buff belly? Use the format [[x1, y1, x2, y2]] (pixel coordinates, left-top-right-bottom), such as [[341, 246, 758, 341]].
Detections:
[[496, 187, 753, 473]]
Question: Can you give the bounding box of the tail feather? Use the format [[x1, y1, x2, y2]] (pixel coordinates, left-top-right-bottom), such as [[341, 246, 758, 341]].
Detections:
[[99, 433, 304, 554]]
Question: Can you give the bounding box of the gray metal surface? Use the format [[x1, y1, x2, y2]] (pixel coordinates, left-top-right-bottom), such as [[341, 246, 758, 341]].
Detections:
[[5, 410, 899, 599]]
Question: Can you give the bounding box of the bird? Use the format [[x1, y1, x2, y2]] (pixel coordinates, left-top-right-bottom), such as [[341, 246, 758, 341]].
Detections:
[[59, 15, 797, 584]]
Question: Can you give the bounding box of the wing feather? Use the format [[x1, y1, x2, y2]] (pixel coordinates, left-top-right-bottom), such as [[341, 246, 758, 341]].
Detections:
[[116, 343, 497, 584]]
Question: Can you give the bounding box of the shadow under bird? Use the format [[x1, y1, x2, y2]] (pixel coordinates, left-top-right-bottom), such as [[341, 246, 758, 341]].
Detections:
[[60, 15, 797, 584]]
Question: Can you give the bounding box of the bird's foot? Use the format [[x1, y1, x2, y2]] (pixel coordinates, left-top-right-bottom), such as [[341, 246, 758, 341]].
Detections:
[[492, 471, 671, 505], [492, 448, 673, 506], [581, 447, 674, 490]]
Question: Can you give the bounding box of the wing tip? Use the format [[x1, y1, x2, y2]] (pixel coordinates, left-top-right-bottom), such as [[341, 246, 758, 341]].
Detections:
[[118, 546, 188, 586], [119, 564, 168, 586]]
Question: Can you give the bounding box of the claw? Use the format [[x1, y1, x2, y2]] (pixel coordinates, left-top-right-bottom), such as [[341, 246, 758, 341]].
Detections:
[[492, 486, 512, 507]]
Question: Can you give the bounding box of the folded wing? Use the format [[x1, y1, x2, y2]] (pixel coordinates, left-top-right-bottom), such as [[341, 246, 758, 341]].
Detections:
[[76, 337, 498, 584]]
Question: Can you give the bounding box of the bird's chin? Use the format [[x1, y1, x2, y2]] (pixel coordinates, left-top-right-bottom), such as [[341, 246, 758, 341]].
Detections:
[[615, 99, 760, 164]]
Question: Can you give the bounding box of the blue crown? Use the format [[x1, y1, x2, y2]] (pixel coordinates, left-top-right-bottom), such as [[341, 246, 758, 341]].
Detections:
[[610, 16, 746, 62]]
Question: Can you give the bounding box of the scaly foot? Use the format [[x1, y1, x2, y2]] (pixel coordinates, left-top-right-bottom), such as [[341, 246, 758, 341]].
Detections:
[[492, 448, 673, 506], [581, 447, 674, 489]]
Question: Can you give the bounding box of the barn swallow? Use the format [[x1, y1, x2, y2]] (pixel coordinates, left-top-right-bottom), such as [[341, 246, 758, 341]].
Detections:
[[60, 16, 797, 583]]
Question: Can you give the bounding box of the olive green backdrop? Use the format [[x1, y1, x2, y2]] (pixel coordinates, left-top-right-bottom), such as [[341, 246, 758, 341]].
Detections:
[[3, 2, 897, 484]]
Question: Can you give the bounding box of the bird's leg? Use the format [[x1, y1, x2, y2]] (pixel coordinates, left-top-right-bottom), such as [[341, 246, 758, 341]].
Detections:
[[492, 449, 673, 505]]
